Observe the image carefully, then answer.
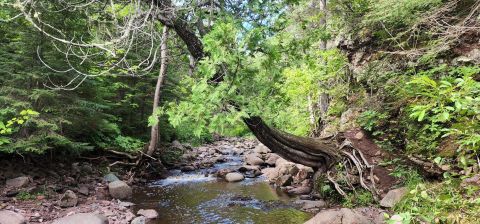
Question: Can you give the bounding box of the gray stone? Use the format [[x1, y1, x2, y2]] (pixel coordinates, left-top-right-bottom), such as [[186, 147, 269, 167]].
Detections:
[[52, 213, 108, 224], [288, 186, 312, 195], [5, 177, 29, 188], [180, 165, 196, 172], [0, 210, 26, 224], [137, 209, 159, 219], [275, 174, 293, 187], [304, 208, 370, 224], [77, 185, 89, 196], [58, 190, 78, 208], [380, 187, 407, 208], [130, 216, 146, 224], [225, 172, 245, 182], [119, 201, 136, 207], [265, 153, 280, 166], [294, 199, 326, 211], [253, 144, 271, 154], [103, 173, 120, 183], [245, 154, 264, 166], [108, 180, 133, 199]]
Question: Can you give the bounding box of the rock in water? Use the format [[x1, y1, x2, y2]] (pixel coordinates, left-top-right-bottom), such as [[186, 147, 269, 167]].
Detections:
[[265, 153, 280, 166], [58, 190, 78, 207], [103, 173, 120, 183], [5, 177, 29, 188], [225, 173, 245, 182], [137, 209, 159, 219], [380, 187, 407, 208], [245, 154, 264, 166], [52, 213, 108, 224], [108, 180, 133, 199], [130, 216, 146, 224], [0, 210, 26, 224], [294, 200, 326, 211]]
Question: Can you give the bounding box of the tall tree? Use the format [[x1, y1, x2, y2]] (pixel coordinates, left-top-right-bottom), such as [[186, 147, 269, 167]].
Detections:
[[147, 26, 169, 156]]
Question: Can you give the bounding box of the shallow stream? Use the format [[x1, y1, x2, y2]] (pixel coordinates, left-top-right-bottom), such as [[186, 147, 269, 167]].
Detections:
[[132, 154, 311, 224]]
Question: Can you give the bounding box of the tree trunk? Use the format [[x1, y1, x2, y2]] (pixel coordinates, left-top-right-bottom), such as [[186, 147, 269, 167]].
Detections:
[[146, 26, 169, 156], [153, 1, 343, 168]]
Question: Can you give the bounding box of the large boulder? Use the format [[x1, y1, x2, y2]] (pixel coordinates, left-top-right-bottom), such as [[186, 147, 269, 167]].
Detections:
[[137, 209, 159, 219], [5, 176, 29, 188], [380, 187, 407, 208], [245, 154, 264, 166], [225, 173, 245, 182], [288, 186, 312, 195], [0, 210, 26, 224], [52, 213, 108, 224], [58, 190, 78, 207], [108, 180, 133, 199], [304, 208, 382, 224]]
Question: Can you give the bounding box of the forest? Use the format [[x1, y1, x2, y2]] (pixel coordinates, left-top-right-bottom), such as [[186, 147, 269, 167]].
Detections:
[[0, 0, 479, 223]]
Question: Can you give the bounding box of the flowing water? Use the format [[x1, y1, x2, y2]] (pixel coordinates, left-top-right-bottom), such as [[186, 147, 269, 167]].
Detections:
[[132, 154, 311, 224]]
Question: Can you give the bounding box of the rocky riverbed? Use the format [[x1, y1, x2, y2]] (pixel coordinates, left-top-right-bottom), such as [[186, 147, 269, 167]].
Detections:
[[0, 137, 390, 224]]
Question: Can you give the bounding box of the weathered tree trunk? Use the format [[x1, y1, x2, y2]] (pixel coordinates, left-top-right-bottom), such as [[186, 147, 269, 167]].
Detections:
[[146, 26, 169, 156]]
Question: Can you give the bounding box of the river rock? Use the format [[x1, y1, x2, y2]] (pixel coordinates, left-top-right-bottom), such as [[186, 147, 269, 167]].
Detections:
[[58, 190, 78, 207], [0, 210, 26, 224], [5, 176, 29, 188], [225, 172, 245, 182], [265, 153, 280, 166], [253, 144, 271, 154], [288, 186, 312, 195], [216, 168, 234, 178], [380, 187, 407, 208], [130, 216, 146, 224], [180, 165, 196, 172], [52, 213, 108, 224], [305, 208, 371, 224], [137, 209, 159, 219], [295, 199, 326, 211], [103, 173, 120, 183], [108, 180, 133, 199], [275, 174, 293, 187], [245, 154, 264, 166]]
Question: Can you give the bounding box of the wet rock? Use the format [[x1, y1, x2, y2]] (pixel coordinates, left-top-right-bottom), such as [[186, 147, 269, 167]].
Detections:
[[380, 187, 407, 208], [225, 172, 245, 182], [215, 168, 234, 178], [287, 186, 312, 195], [180, 165, 196, 172], [275, 175, 293, 187], [295, 199, 326, 211], [253, 144, 271, 154], [238, 165, 260, 173], [0, 210, 26, 224], [137, 209, 159, 219], [103, 173, 120, 183], [58, 190, 78, 208], [52, 213, 108, 224], [6, 176, 29, 188], [130, 216, 146, 224], [108, 180, 133, 199], [245, 154, 264, 166]]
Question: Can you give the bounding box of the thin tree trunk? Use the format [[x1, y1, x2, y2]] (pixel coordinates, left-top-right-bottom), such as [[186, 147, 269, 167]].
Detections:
[[315, 0, 329, 136], [147, 26, 169, 156]]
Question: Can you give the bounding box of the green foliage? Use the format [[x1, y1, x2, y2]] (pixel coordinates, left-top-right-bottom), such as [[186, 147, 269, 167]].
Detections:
[[404, 66, 480, 165], [394, 174, 480, 223], [357, 110, 388, 132]]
